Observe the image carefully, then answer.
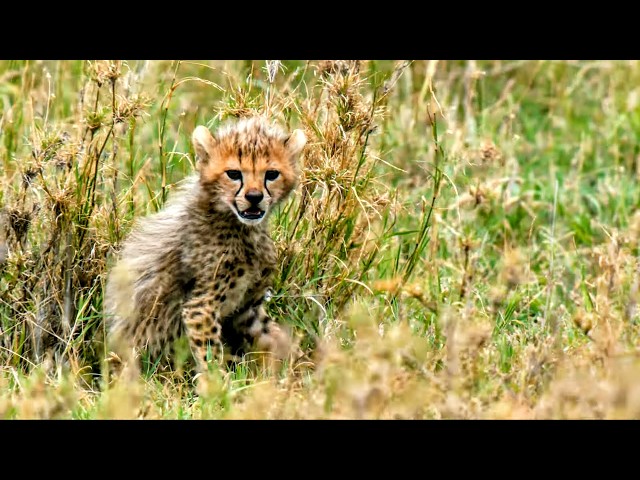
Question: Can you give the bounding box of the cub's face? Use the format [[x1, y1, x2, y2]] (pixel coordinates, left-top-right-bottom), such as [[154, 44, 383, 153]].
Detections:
[[191, 118, 306, 226]]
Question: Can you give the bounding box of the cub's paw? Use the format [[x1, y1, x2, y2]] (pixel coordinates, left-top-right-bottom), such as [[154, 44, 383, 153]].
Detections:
[[254, 321, 301, 362]]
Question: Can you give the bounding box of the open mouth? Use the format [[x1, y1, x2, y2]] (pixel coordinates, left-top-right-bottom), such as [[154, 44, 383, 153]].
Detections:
[[238, 208, 265, 220]]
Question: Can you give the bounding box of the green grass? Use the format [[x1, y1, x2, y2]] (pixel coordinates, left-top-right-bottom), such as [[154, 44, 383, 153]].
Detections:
[[2, 59, 640, 419]]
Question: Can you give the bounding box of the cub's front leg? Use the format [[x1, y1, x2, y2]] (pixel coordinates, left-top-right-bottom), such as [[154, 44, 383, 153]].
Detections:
[[181, 291, 225, 372]]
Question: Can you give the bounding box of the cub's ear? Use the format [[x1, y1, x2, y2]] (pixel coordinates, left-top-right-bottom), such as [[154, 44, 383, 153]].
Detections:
[[284, 129, 306, 157], [192, 125, 217, 164]]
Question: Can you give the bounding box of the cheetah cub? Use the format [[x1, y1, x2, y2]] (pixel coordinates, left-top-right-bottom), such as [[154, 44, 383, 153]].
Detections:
[[104, 117, 306, 373]]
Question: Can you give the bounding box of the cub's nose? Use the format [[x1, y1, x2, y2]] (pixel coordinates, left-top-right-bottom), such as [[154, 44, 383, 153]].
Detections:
[[245, 189, 264, 206]]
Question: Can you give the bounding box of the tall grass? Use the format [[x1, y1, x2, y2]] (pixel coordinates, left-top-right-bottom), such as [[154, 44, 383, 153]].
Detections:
[[2, 60, 640, 418]]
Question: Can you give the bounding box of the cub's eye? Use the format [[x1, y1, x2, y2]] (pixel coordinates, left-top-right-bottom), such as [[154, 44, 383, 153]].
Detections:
[[265, 170, 280, 181], [226, 170, 242, 181]]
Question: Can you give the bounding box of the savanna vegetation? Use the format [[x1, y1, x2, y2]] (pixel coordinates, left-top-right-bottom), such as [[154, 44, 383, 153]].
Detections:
[[1, 60, 640, 419]]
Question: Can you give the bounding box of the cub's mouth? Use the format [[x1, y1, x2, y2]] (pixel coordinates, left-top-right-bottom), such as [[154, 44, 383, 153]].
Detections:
[[232, 201, 267, 224], [238, 208, 265, 220]]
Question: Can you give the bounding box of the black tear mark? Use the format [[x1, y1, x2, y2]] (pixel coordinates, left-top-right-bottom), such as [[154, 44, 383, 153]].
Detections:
[[264, 177, 273, 198]]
